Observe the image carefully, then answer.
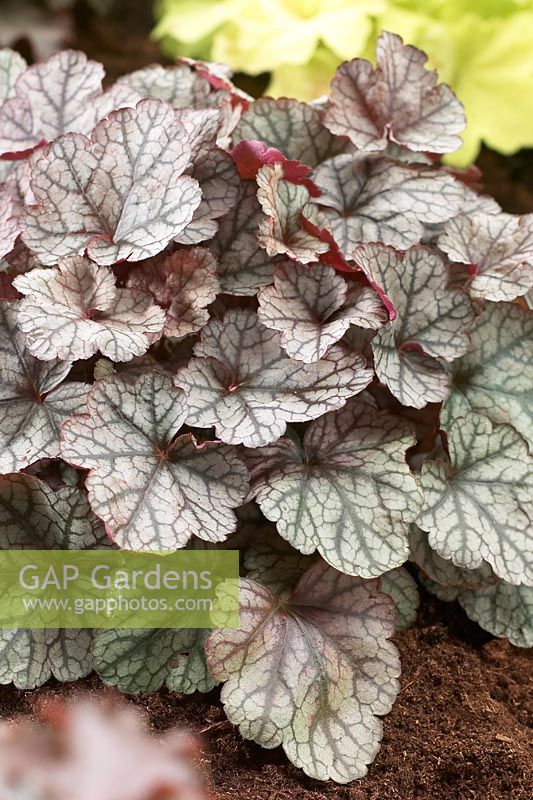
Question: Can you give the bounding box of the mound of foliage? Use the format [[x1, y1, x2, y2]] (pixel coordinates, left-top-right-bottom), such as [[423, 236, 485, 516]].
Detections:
[[0, 33, 531, 784]]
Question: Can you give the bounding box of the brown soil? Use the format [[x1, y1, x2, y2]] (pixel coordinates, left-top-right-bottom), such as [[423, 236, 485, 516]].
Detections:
[[1, 597, 531, 800]]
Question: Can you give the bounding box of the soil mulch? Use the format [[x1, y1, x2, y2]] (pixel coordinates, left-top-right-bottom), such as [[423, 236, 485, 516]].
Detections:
[[1, 597, 531, 800]]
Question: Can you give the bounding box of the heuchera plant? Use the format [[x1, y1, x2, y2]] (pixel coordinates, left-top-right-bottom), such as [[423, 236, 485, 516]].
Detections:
[[0, 33, 532, 784]]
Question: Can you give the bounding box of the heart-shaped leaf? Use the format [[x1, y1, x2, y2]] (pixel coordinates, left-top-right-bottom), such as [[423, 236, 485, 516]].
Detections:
[[311, 154, 464, 254], [418, 414, 533, 586], [206, 561, 400, 783], [409, 525, 497, 592], [117, 63, 214, 109], [458, 582, 533, 648], [324, 32, 465, 154], [234, 97, 345, 167], [61, 371, 249, 549], [441, 302, 533, 445], [245, 394, 422, 578], [210, 181, 279, 295], [257, 262, 387, 362], [354, 244, 474, 408], [93, 627, 216, 694], [127, 247, 220, 339], [0, 301, 88, 473], [438, 211, 533, 302], [0, 49, 27, 106], [22, 100, 202, 266], [175, 308, 374, 447], [256, 164, 329, 264], [13, 257, 165, 362], [0, 473, 108, 688]]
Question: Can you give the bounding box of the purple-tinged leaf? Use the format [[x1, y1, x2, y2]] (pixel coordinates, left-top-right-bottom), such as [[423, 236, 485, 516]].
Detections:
[[256, 164, 329, 264], [418, 414, 533, 586], [206, 561, 400, 782], [438, 211, 533, 302], [324, 32, 465, 154], [354, 244, 474, 408], [233, 97, 346, 167], [176, 308, 373, 447], [0, 300, 88, 473], [245, 394, 421, 578], [60, 371, 249, 549], [210, 181, 280, 295], [257, 262, 386, 363], [127, 247, 220, 339], [117, 63, 214, 109], [0, 50, 104, 158], [311, 154, 464, 255], [0, 473, 108, 688], [13, 257, 165, 362], [22, 100, 202, 266]]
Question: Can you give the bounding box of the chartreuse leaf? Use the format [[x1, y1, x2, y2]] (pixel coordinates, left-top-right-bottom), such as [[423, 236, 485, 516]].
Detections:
[[176, 308, 373, 447], [22, 100, 202, 266], [325, 32, 465, 154], [13, 257, 165, 362], [127, 247, 220, 339], [438, 210, 533, 302], [441, 302, 533, 444], [418, 414, 533, 586], [61, 371, 249, 549], [245, 393, 421, 578], [0, 473, 108, 689], [311, 155, 464, 254], [354, 244, 474, 408], [257, 262, 387, 363], [93, 627, 216, 694], [380, 568, 419, 631], [206, 561, 400, 783], [0, 301, 88, 473]]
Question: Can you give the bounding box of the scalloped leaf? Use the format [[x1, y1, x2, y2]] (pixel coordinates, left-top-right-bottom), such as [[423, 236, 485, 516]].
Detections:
[[22, 100, 202, 266], [256, 163, 329, 264], [441, 302, 533, 445], [233, 97, 345, 167], [380, 567, 419, 631], [13, 257, 165, 362], [60, 371, 249, 549], [312, 155, 464, 255], [458, 582, 533, 648], [93, 627, 216, 695], [0, 473, 108, 689], [117, 63, 214, 109], [245, 394, 421, 578], [438, 211, 533, 302], [127, 247, 220, 338], [324, 32, 465, 154], [257, 262, 387, 363], [418, 414, 533, 586], [206, 561, 400, 783], [0, 301, 88, 473], [210, 181, 279, 295], [175, 308, 373, 447], [0, 50, 115, 158], [354, 244, 474, 408], [409, 525, 497, 592]]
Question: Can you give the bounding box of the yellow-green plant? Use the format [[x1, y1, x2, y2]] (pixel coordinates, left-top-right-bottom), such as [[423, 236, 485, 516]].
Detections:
[[153, 0, 533, 164]]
